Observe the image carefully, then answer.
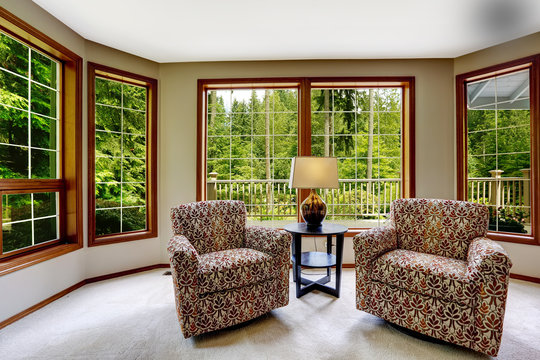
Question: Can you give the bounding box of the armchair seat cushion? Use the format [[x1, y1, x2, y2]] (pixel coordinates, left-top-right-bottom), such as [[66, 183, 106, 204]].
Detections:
[[198, 248, 275, 294], [372, 249, 477, 306]]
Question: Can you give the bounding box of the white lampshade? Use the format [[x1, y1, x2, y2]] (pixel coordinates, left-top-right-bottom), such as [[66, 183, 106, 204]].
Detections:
[[289, 156, 339, 189]]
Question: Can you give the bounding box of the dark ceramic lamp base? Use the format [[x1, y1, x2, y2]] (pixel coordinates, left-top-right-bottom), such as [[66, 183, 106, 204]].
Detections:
[[300, 189, 327, 228]]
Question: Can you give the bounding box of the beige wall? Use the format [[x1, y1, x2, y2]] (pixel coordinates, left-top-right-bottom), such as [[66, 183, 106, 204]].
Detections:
[[454, 32, 540, 278], [158, 60, 455, 262]]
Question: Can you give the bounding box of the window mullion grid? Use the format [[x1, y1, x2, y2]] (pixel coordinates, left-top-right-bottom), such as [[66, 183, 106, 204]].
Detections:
[[354, 90, 358, 223], [26, 48, 36, 246], [271, 90, 275, 225], [120, 84, 124, 233], [494, 77, 499, 231]]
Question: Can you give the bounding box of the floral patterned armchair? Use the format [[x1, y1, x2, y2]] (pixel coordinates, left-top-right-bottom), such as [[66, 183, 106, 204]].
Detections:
[[168, 200, 291, 338], [353, 198, 512, 356]]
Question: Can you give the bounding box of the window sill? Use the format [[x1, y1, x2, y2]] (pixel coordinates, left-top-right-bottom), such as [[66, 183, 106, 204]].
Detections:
[[89, 230, 158, 247], [487, 231, 539, 246], [0, 243, 83, 277]]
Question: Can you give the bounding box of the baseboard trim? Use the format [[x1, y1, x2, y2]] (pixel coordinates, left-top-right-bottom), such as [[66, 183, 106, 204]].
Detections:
[[0, 263, 170, 330], [509, 273, 540, 284], [86, 264, 170, 284]]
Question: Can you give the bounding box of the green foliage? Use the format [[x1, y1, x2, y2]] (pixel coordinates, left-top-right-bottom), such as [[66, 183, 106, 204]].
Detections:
[[467, 109, 530, 177], [94, 77, 148, 236], [489, 207, 527, 233]]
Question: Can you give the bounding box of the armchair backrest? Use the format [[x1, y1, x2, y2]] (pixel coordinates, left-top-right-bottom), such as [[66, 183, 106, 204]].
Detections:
[[390, 198, 489, 261], [170, 200, 246, 255]]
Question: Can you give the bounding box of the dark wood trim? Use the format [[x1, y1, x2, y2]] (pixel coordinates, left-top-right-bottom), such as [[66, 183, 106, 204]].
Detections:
[[456, 55, 540, 245], [87, 62, 158, 247], [0, 7, 83, 272], [196, 79, 205, 201], [510, 273, 540, 284], [0, 263, 170, 330], [85, 263, 170, 284]]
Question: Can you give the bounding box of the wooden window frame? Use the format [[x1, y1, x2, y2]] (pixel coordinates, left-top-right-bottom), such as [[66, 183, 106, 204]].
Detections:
[[196, 77, 415, 236], [456, 55, 540, 245], [87, 63, 158, 247], [0, 8, 83, 276]]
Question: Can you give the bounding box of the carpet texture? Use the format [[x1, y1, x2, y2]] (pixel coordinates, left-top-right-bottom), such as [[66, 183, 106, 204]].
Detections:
[[0, 269, 539, 359]]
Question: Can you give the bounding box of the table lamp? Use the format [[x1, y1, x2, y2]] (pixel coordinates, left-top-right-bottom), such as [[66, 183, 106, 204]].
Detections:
[[289, 156, 339, 228]]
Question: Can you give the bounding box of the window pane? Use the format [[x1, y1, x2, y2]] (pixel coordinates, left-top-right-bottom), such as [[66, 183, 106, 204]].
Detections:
[[2, 192, 59, 253], [31, 50, 57, 88], [33, 192, 57, 218], [122, 183, 145, 207], [94, 77, 149, 236], [31, 114, 57, 150], [466, 69, 531, 234], [0, 144, 28, 178], [96, 183, 121, 209], [3, 193, 31, 222], [123, 109, 145, 135], [0, 105, 28, 146], [122, 84, 146, 111], [123, 134, 146, 158], [311, 87, 403, 228], [96, 131, 121, 157], [96, 104, 121, 132], [31, 148, 57, 179], [31, 82, 57, 118], [96, 157, 121, 182], [206, 88, 299, 227], [95, 78, 121, 106], [3, 221, 32, 253], [34, 217, 57, 244], [95, 209, 121, 236], [122, 207, 146, 232], [0, 68, 28, 108], [0, 33, 28, 76]]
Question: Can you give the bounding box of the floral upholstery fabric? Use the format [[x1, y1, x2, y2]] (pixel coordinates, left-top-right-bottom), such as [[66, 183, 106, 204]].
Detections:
[[372, 249, 476, 306], [354, 198, 512, 356], [392, 198, 489, 261], [168, 201, 291, 338], [170, 200, 246, 255], [198, 248, 275, 294]]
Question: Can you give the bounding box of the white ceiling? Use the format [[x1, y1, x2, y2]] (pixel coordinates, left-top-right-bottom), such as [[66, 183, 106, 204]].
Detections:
[[33, 0, 540, 63]]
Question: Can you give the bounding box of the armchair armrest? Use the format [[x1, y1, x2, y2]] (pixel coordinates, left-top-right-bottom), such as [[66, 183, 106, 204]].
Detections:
[[244, 225, 291, 258], [353, 225, 397, 311], [467, 237, 512, 281], [353, 225, 398, 263], [167, 235, 200, 328]]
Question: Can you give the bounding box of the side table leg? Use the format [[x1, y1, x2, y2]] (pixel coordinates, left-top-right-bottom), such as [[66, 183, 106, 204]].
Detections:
[[326, 235, 332, 278], [292, 236, 296, 283], [335, 234, 344, 298], [294, 233, 302, 298]]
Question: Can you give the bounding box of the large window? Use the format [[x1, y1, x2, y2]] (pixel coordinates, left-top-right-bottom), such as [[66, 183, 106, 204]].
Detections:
[[457, 56, 539, 244], [198, 78, 415, 232], [0, 8, 82, 274], [88, 63, 157, 246]]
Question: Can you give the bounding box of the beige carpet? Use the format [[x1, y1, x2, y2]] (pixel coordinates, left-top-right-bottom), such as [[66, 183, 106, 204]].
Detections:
[[0, 269, 539, 360]]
